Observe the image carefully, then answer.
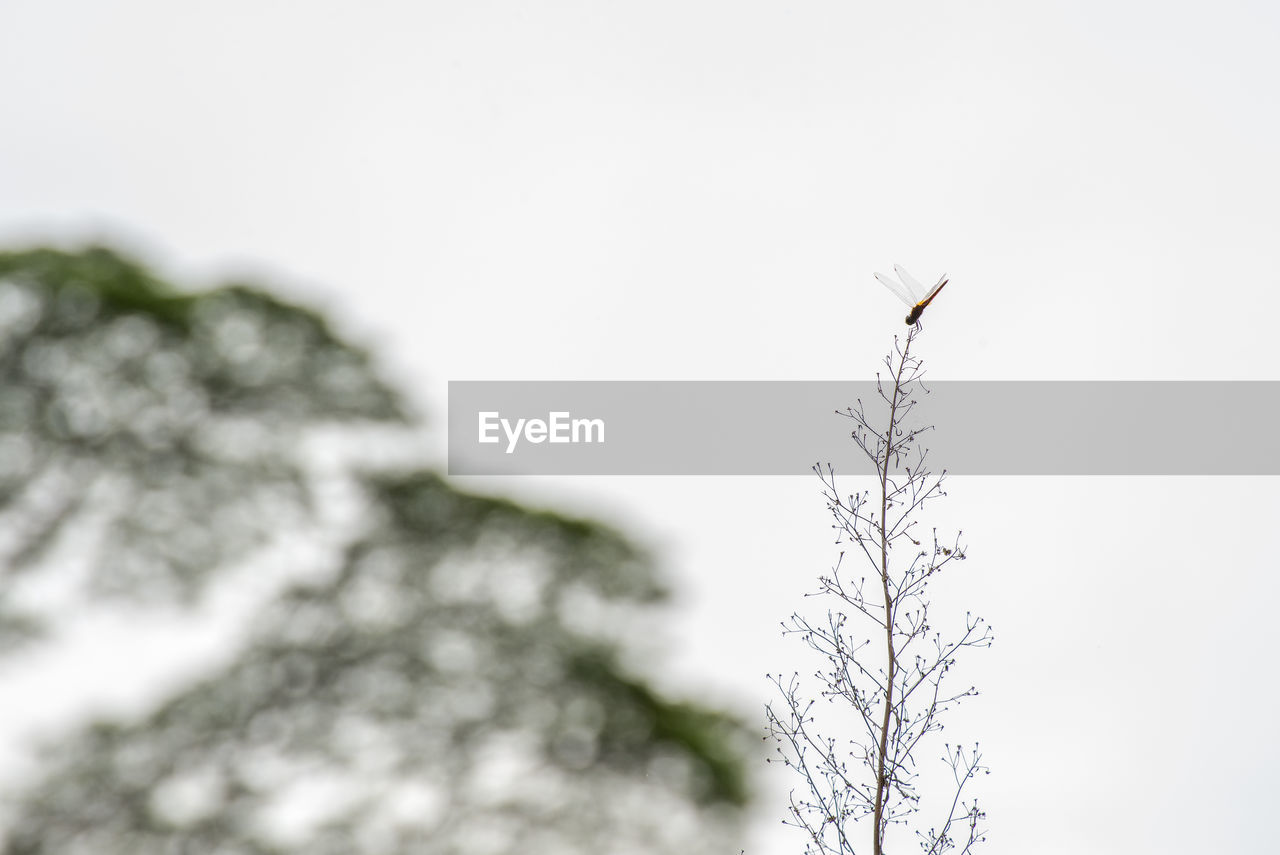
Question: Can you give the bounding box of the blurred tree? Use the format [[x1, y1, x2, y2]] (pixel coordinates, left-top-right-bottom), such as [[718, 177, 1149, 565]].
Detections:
[[0, 246, 404, 645], [0, 248, 748, 854]]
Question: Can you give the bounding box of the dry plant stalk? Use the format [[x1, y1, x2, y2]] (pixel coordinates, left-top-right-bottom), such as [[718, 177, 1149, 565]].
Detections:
[[767, 326, 993, 855]]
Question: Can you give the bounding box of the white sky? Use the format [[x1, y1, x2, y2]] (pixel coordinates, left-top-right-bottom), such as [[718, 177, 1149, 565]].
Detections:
[[1, 1, 1279, 853]]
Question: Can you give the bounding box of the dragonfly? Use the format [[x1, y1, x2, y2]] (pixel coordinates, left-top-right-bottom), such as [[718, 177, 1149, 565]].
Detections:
[[874, 264, 949, 326]]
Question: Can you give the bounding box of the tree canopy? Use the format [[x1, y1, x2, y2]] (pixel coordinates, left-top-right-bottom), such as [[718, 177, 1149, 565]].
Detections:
[[0, 247, 749, 854]]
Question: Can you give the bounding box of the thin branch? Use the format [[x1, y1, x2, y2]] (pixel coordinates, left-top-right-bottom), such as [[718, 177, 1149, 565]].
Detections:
[[769, 324, 992, 855]]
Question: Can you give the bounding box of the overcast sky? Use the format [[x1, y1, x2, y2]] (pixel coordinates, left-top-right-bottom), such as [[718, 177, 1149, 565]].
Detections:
[[2, 1, 1279, 853]]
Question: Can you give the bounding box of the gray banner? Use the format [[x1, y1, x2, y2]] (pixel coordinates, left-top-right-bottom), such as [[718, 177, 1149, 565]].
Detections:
[[448, 381, 1280, 475]]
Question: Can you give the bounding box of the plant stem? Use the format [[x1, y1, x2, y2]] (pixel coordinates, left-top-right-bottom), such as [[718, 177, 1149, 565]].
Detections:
[[873, 328, 915, 855]]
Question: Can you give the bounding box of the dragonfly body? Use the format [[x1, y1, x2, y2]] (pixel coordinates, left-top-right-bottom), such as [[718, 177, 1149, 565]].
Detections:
[[903, 279, 947, 325], [875, 265, 949, 326]]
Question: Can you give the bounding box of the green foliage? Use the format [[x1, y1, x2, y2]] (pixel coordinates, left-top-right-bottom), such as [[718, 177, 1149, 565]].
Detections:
[[0, 247, 750, 854], [0, 246, 406, 635]]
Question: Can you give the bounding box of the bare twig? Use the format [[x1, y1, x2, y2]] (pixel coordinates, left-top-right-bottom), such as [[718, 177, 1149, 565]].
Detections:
[[768, 326, 993, 855]]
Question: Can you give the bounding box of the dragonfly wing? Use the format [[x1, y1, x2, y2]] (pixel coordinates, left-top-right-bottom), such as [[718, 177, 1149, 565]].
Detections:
[[921, 273, 948, 303], [874, 272, 916, 307], [893, 265, 926, 302]]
